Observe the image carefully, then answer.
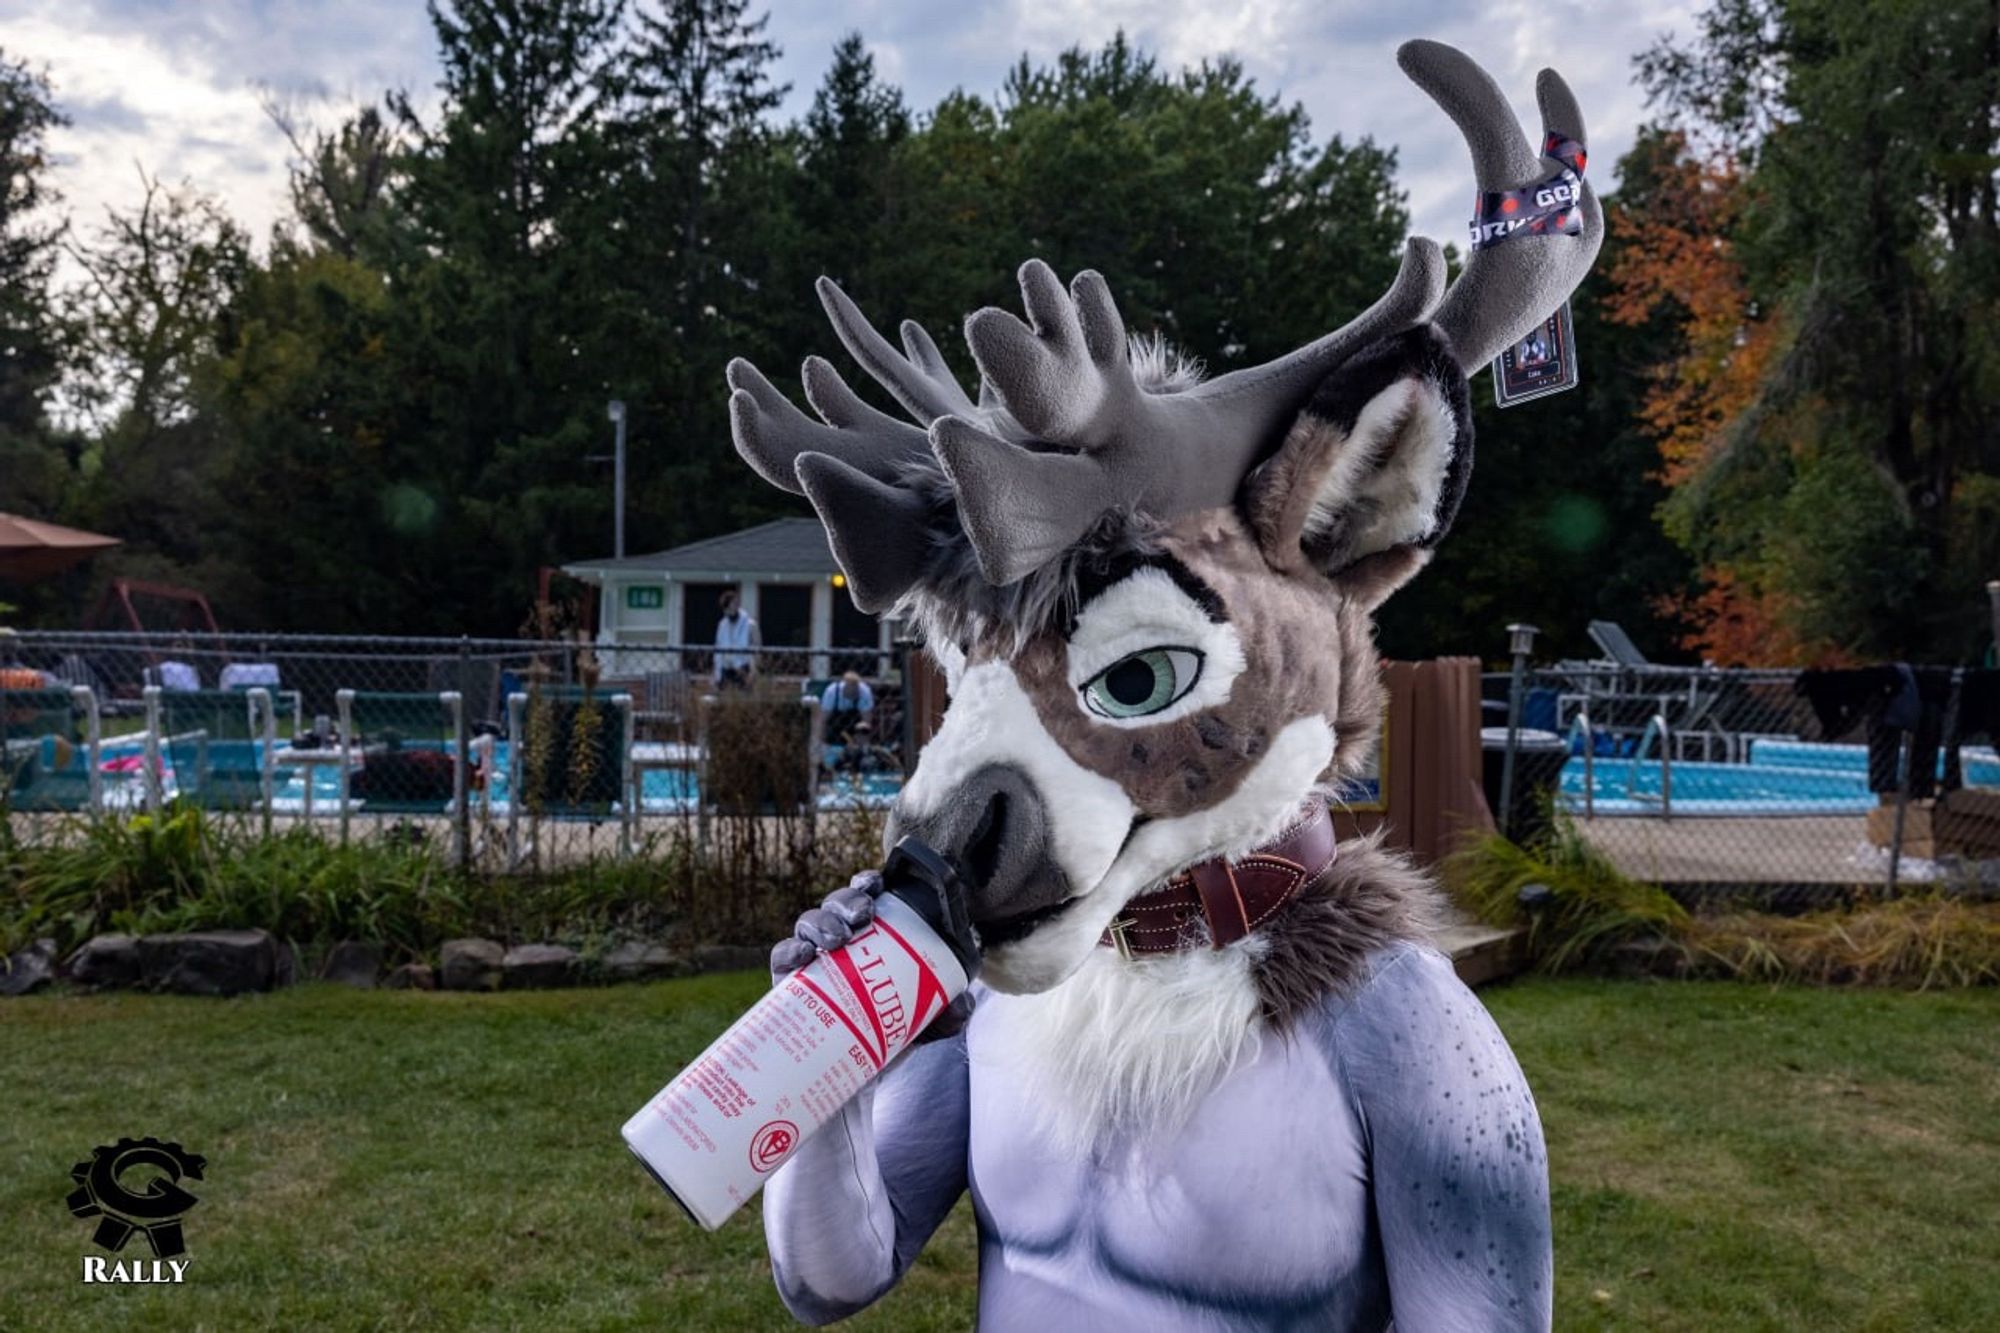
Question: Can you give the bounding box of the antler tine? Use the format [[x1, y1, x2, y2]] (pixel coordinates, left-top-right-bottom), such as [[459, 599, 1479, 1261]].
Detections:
[[963, 259, 1138, 447], [1398, 40, 1604, 367], [930, 415, 1112, 586], [816, 278, 980, 425], [793, 452, 935, 612], [1395, 39, 1541, 191], [725, 357, 929, 494]]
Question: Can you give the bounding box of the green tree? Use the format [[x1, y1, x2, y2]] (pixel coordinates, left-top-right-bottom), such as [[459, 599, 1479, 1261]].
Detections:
[[610, 0, 793, 544], [0, 52, 71, 516], [792, 33, 910, 314], [380, 0, 629, 632], [1639, 0, 2000, 660], [54, 175, 249, 610]]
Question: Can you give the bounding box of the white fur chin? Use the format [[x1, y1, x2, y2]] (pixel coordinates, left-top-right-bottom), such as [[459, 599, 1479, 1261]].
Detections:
[[975, 940, 1267, 1158]]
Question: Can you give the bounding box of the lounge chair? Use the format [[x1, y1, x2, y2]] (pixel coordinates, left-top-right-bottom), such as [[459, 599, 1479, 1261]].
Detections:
[[1, 683, 104, 813], [143, 686, 290, 826], [335, 689, 467, 850], [696, 694, 822, 845], [504, 688, 635, 863]]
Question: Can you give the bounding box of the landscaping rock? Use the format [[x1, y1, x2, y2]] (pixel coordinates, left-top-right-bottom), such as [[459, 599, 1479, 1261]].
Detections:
[[321, 941, 383, 989], [1, 938, 58, 996], [439, 938, 504, 991], [502, 943, 578, 990], [67, 934, 142, 989], [384, 963, 436, 990], [690, 943, 769, 975], [602, 940, 689, 984], [138, 930, 280, 997]]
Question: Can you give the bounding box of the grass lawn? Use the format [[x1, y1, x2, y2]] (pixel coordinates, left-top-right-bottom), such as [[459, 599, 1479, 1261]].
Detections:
[[2, 974, 1996, 1331]]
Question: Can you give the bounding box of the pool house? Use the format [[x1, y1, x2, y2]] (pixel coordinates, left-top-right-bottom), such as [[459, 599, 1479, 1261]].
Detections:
[[561, 518, 890, 676]]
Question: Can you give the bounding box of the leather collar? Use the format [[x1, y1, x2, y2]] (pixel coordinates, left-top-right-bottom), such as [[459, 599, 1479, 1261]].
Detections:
[[1100, 801, 1338, 958]]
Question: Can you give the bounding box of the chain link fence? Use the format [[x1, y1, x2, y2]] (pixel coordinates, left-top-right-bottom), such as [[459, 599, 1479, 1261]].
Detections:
[[13, 630, 1998, 909], [1488, 663, 2000, 907], [1, 630, 908, 877]]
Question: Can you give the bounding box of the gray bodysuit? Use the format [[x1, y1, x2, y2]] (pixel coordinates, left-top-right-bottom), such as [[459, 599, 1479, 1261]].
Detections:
[[763, 941, 1552, 1330]]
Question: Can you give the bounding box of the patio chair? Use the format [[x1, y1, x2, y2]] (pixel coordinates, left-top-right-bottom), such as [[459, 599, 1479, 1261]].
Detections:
[[696, 694, 822, 845], [504, 688, 635, 863], [143, 686, 290, 827], [1, 683, 104, 813], [335, 689, 467, 847], [1586, 620, 1651, 668]]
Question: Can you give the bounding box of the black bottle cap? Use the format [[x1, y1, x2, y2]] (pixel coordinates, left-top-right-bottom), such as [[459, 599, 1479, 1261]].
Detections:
[[880, 837, 982, 980]]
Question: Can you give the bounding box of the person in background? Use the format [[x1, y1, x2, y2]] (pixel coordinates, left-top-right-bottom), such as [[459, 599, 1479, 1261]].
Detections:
[[713, 590, 759, 691], [830, 720, 899, 776], [819, 670, 874, 745]]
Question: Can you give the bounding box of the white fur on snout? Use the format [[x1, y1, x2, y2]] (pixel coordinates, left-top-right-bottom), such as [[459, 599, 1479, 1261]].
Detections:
[[982, 713, 1336, 994], [899, 660, 1134, 933]]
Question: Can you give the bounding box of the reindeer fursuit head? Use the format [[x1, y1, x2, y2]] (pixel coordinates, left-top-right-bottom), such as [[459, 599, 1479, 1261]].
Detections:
[[744, 39, 1600, 1330]]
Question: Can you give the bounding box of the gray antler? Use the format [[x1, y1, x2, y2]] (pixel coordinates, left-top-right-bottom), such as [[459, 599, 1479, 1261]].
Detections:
[[726, 42, 1599, 602], [1398, 40, 1604, 367], [941, 242, 1446, 582]]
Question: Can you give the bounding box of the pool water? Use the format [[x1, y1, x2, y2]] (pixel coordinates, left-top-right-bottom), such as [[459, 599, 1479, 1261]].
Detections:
[[95, 739, 901, 814], [1561, 739, 2000, 817]]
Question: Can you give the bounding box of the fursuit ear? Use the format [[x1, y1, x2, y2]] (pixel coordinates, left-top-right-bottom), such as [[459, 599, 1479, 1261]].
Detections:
[[1243, 323, 1472, 609]]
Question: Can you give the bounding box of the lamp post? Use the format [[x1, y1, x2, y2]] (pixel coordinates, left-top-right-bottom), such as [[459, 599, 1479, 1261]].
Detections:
[[1987, 580, 2000, 666], [607, 400, 627, 559], [1497, 622, 1540, 839]]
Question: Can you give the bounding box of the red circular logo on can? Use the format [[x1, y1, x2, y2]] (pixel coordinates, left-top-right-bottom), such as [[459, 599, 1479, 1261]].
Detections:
[[749, 1120, 799, 1173]]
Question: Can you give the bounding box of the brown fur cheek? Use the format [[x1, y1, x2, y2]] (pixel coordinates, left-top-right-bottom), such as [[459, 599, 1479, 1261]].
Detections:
[[998, 517, 1355, 819], [1010, 644, 1265, 817]]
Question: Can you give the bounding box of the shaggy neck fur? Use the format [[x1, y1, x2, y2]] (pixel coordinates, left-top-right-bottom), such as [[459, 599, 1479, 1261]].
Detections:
[[976, 828, 1440, 1157]]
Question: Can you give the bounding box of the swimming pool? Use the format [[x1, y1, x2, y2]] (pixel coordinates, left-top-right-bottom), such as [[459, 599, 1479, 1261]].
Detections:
[[95, 739, 902, 814], [1560, 740, 2000, 817]]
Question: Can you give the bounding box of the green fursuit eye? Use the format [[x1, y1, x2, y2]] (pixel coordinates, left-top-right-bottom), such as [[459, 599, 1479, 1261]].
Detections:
[[1081, 648, 1205, 719]]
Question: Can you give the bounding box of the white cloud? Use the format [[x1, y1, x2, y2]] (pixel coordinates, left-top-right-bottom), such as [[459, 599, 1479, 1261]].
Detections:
[[6, 0, 1701, 283]]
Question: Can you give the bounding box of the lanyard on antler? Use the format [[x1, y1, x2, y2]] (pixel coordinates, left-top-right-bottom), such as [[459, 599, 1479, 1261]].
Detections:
[[1481, 133, 1587, 408], [1468, 133, 1588, 251]]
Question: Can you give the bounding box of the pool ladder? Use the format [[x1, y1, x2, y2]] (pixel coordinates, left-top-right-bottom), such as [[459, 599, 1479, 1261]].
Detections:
[[1627, 712, 1674, 820], [1568, 710, 1595, 820]]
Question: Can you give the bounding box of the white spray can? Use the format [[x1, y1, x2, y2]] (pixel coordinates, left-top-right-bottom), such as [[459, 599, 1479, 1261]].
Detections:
[[622, 840, 979, 1230]]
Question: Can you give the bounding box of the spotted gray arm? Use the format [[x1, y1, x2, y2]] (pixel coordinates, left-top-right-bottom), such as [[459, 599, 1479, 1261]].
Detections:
[[763, 884, 972, 1326], [1321, 944, 1554, 1331]]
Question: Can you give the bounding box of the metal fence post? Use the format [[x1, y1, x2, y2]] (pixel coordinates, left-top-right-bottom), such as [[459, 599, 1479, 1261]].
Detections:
[[1497, 622, 1539, 839], [456, 635, 472, 873], [1886, 732, 1912, 895]]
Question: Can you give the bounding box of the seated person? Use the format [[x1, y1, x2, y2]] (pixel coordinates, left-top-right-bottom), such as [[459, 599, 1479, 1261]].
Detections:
[[828, 720, 899, 777], [818, 671, 875, 745]]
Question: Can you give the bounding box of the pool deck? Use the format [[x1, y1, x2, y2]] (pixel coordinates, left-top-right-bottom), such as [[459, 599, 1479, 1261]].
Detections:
[[1574, 813, 1881, 885]]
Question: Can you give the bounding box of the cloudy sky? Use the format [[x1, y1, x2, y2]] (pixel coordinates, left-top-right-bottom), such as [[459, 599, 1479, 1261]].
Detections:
[[5, 0, 1701, 267]]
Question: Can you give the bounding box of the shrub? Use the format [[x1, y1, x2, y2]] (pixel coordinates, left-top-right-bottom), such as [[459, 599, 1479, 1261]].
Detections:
[[1688, 896, 2000, 989], [1448, 806, 2000, 988], [1448, 808, 1688, 972], [1, 799, 886, 963]]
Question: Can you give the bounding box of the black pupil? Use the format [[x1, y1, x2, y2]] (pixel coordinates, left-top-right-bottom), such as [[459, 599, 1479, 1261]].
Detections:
[[1104, 657, 1158, 706]]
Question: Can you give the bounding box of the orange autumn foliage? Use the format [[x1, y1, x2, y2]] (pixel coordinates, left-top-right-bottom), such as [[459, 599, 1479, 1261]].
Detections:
[[1603, 137, 1778, 488], [1607, 135, 1809, 662], [1653, 569, 1854, 668]]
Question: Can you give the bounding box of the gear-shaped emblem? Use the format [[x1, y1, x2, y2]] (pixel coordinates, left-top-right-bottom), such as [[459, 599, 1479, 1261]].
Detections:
[[67, 1137, 206, 1258]]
